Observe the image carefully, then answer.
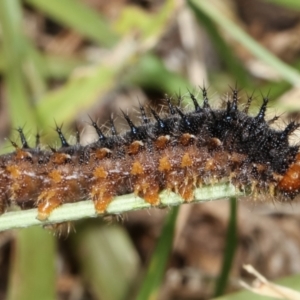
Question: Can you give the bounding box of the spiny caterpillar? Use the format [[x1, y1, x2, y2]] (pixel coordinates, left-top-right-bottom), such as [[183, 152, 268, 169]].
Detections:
[[0, 88, 300, 222]]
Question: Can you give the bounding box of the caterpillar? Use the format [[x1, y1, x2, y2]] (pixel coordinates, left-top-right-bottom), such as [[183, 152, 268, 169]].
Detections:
[[0, 87, 299, 222]]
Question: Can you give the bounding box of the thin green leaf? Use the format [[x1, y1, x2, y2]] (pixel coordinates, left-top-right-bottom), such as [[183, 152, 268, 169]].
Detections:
[[34, 39, 137, 135], [0, 0, 38, 127], [188, 0, 300, 86], [72, 224, 139, 300], [0, 48, 5, 72], [265, 0, 300, 9], [136, 207, 179, 300], [115, 0, 176, 41], [126, 54, 193, 99], [22, 37, 48, 99], [7, 227, 56, 300], [0, 47, 86, 80], [43, 54, 87, 79], [188, 1, 250, 87], [35, 52, 191, 138], [35, 65, 119, 133], [0, 36, 47, 99], [25, 0, 118, 47], [214, 197, 238, 297]]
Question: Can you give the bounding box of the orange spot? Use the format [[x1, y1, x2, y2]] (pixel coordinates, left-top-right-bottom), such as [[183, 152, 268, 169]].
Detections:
[[143, 185, 160, 205], [52, 153, 71, 164], [133, 177, 148, 195], [93, 167, 108, 179], [205, 159, 215, 171], [10, 182, 21, 199], [37, 190, 62, 220], [155, 135, 170, 150], [230, 153, 244, 164], [158, 156, 172, 172], [179, 183, 194, 201], [94, 196, 113, 214], [254, 163, 266, 173], [128, 141, 144, 155], [180, 133, 195, 146], [91, 186, 114, 214], [139, 180, 150, 194], [207, 137, 222, 149], [49, 170, 62, 183], [278, 153, 300, 192], [15, 149, 32, 160], [131, 161, 144, 175], [95, 148, 112, 159], [132, 177, 160, 205], [6, 165, 21, 179], [181, 153, 193, 168]]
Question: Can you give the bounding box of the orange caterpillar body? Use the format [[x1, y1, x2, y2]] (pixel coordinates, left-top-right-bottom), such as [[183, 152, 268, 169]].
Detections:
[[0, 89, 300, 221]]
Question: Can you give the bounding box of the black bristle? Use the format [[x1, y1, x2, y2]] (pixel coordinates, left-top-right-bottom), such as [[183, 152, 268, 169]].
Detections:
[[188, 91, 202, 112], [55, 123, 69, 148], [255, 97, 268, 122], [268, 115, 280, 125], [35, 132, 40, 148], [138, 100, 149, 124], [231, 88, 238, 112], [9, 139, 18, 149], [280, 122, 299, 140], [49, 146, 56, 153], [151, 109, 166, 130], [110, 116, 117, 136], [226, 101, 232, 115], [16, 127, 29, 149], [225, 100, 238, 121], [200, 86, 210, 109], [165, 95, 176, 115], [243, 91, 254, 114], [120, 109, 137, 136], [175, 90, 183, 108], [176, 107, 191, 127], [75, 124, 80, 144], [88, 116, 106, 141]]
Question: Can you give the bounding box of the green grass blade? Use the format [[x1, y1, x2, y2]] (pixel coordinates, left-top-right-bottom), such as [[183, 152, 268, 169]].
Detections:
[[188, 1, 250, 87], [43, 54, 87, 79], [0, 48, 5, 72], [115, 0, 175, 41], [35, 64, 120, 133], [265, 0, 300, 9], [34, 39, 137, 134], [22, 37, 48, 100], [188, 0, 300, 86], [72, 224, 139, 300], [25, 0, 118, 47], [214, 197, 238, 297], [0, 0, 38, 127], [136, 207, 179, 300], [126, 54, 193, 98], [7, 227, 56, 300]]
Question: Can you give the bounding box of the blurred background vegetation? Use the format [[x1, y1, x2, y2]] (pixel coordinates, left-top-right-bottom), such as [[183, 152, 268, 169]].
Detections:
[[1, 0, 300, 299]]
